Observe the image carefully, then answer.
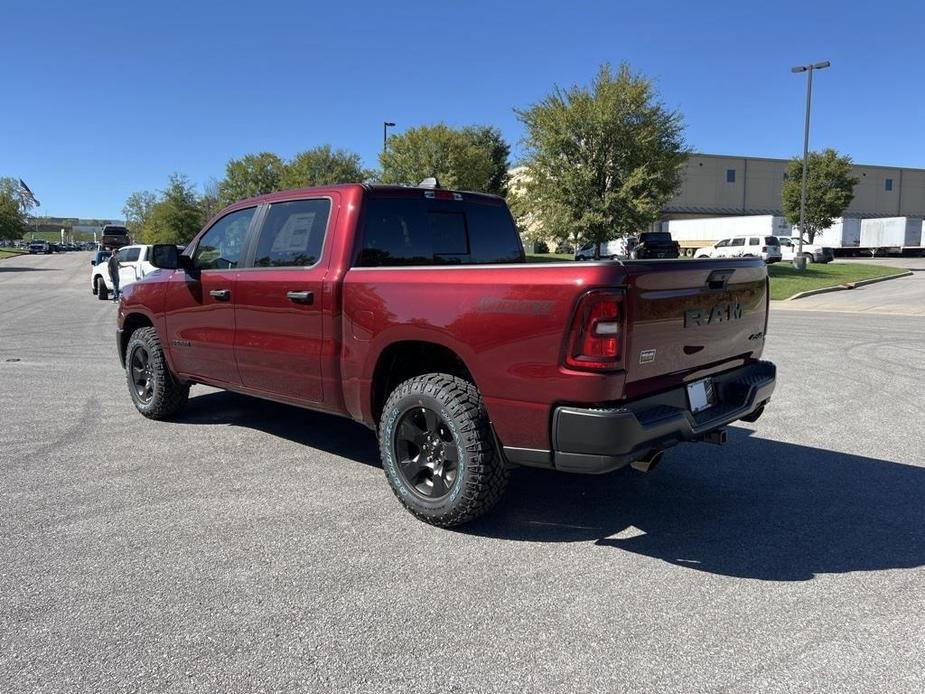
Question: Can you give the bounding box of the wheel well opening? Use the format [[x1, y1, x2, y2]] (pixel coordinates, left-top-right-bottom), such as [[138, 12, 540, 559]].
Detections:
[[120, 313, 154, 361], [371, 341, 474, 422]]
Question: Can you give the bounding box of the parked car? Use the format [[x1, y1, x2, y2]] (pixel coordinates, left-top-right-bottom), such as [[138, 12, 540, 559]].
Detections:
[[118, 183, 776, 527], [778, 237, 834, 264], [90, 244, 156, 300], [694, 235, 782, 263], [631, 231, 680, 259], [575, 237, 637, 260], [28, 241, 50, 254]]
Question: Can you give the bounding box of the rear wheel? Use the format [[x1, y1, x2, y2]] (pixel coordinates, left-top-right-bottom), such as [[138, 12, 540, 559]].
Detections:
[[125, 327, 189, 420], [803, 254, 814, 264], [379, 373, 509, 527]]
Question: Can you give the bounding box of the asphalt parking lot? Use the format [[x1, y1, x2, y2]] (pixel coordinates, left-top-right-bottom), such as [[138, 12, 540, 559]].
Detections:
[[2, 252, 923, 692]]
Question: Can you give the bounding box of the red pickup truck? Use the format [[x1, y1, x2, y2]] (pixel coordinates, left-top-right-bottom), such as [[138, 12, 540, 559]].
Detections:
[[117, 182, 775, 526]]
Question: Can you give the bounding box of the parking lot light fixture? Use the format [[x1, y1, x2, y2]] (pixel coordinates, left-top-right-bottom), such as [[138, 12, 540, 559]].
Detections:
[[791, 60, 830, 270], [383, 121, 396, 155]]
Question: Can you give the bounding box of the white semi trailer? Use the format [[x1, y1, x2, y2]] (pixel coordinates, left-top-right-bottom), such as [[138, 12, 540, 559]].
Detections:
[[815, 218, 861, 252], [858, 217, 924, 256]]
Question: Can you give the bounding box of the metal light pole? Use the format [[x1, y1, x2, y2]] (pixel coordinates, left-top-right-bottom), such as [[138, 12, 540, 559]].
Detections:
[[383, 121, 396, 155], [791, 60, 830, 270]]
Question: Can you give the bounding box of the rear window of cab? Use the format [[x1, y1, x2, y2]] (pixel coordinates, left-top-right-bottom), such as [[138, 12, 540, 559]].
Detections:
[[357, 196, 523, 267]]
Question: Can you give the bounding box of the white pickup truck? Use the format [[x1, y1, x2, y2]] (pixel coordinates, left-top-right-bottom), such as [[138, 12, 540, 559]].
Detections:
[[90, 244, 157, 300], [778, 237, 835, 264]]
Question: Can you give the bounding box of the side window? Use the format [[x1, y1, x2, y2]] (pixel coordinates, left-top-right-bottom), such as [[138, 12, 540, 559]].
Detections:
[[749, 237, 760, 246], [254, 199, 331, 268], [121, 247, 141, 262], [358, 198, 431, 266], [731, 238, 745, 247], [193, 207, 256, 270]]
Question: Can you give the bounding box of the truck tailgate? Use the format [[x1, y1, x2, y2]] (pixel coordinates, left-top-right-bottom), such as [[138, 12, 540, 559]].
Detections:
[[619, 258, 768, 392]]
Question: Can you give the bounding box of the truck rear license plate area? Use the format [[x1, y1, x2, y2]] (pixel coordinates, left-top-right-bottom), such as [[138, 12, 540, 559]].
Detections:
[[687, 377, 715, 414]]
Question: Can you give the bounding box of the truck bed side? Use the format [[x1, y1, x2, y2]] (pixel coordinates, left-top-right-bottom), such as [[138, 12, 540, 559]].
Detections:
[[340, 258, 768, 454]]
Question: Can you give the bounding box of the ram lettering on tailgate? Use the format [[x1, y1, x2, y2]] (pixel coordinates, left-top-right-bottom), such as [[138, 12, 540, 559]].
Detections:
[[684, 301, 743, 328]]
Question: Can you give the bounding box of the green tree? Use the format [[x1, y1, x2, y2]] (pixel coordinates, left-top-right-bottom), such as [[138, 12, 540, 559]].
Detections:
[[782, 149, 859, 243], [199, 177, 222, 223], [217, 152, 285, 206], [0, 181, 28, 240], [141, 174, 204, 245], [280, 145, 370, 189], [379, 124, 510, 195], [122, 190, 158, 238], [516, 63, 687, 257]]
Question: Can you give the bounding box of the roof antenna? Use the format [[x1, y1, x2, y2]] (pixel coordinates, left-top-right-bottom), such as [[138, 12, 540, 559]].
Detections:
[[418, 177, 440, 189]]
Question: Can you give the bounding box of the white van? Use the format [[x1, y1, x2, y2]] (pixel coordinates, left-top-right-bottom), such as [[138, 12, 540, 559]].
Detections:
[[694, 236, 782, 263]]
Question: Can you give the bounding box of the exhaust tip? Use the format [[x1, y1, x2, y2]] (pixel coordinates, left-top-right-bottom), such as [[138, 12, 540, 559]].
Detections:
[[630, 450, 664, 473]]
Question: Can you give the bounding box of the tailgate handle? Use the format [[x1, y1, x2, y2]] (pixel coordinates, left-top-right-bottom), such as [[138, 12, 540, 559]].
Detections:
[[707, 269, 734, 290]]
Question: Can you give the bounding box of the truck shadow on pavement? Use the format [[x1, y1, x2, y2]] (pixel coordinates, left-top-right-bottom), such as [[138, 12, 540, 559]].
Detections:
[[179, 394, 924, 582], [0, 266, 58, 272], [178, 390, 382, 467], [465, 427, 925, 582]]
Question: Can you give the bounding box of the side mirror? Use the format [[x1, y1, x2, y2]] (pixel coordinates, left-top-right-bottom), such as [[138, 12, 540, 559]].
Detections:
[[150, 244, 189, 270]]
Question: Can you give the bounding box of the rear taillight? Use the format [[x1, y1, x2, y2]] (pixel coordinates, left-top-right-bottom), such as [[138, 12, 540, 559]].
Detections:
[[564, 290, 623, 370]]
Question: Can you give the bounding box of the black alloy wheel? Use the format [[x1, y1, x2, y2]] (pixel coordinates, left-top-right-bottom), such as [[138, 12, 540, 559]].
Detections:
[[393, 406, 459, 499], [129, 345, 155, 404]]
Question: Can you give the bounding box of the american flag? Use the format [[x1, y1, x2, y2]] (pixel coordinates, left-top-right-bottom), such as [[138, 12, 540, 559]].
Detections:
[[18, 179, 40, 207]]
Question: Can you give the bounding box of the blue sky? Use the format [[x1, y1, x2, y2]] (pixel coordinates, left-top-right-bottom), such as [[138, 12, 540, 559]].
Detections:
[[2, 0, 923, 219]]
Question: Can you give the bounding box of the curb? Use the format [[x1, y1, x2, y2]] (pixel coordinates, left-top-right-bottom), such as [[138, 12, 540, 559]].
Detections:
[[785, 271, 913, 301]]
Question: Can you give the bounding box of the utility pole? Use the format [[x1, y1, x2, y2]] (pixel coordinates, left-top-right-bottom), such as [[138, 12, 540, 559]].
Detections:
[[790, 60, 830, 270]]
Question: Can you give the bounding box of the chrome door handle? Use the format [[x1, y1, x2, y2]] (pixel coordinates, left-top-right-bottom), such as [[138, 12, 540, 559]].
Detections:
[[209, 289, 231, 300], [286, 290, 314, 304]]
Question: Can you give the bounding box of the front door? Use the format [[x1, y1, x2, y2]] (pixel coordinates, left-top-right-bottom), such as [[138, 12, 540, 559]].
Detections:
[[164, 206, 257, 386], [117, 247, 141, 288], [234, 197, 333, 403]]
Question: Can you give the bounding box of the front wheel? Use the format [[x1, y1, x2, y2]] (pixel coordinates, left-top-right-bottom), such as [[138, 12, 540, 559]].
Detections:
[[96, 278, 109, 300], [379, 373, 509, 527], [125, 327, 189, 420]]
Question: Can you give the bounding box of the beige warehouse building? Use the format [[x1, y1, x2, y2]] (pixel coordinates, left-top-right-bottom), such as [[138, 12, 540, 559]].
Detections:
[[665, 153, 925, 220]]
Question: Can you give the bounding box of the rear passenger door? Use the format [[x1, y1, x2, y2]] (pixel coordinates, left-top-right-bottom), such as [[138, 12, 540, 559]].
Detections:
[[233, 197, 334, 403]]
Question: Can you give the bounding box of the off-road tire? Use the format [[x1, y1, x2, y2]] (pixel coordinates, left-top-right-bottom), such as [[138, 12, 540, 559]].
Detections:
[[379, 373, 509, 527], [96, 278, 109, 300], [125, 327, 189, 420]]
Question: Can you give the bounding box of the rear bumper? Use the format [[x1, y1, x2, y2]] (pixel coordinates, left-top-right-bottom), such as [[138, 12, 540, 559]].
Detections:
[[503, 360, 776, 474]]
